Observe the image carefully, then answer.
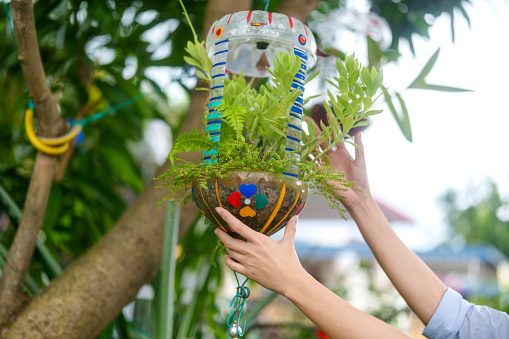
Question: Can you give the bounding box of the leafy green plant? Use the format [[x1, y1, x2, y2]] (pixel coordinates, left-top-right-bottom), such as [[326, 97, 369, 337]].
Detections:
[[159, 39, 384, 217]]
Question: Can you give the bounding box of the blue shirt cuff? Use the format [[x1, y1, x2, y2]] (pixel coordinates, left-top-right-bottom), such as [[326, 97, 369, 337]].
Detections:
[[422, 288, 469, 339]]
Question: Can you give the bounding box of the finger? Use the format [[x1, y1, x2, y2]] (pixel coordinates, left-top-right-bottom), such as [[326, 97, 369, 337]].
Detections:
[[224, 247, 244, 262], [354, 132, 365, 164], [216, 207, 260, 241], [282, 215, 298, 245], [214, 228, 248, 254], [225, 255, 246, 275]]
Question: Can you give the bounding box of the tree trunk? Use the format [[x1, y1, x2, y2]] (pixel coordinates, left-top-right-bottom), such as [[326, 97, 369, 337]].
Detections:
[[3, 0, 321, 337]]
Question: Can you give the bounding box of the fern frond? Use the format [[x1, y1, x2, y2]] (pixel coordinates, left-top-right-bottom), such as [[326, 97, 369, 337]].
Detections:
[[220, 105, 247, 141], [169, 130, 215, 167]]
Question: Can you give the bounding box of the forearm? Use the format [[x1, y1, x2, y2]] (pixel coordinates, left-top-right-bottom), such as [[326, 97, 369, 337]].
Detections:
[[349, 196, 447, 324], [282, 269, 411, 339]]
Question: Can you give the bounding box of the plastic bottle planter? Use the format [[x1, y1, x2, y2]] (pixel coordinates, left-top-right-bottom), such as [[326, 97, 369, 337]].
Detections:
[[192, 171, 308, 239]]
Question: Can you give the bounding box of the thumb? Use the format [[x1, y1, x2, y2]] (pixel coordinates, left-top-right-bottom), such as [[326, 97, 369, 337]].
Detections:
[[283, 215, 298, 244]]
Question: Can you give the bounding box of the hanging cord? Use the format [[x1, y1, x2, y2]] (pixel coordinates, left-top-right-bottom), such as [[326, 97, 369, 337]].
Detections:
[[260, 0, 270, 11], [227, 272, 250, 338]]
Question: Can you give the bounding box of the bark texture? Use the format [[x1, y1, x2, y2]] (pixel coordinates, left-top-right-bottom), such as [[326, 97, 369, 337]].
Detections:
[[3, 0, 321, 336], [0, 0, 67, 327]]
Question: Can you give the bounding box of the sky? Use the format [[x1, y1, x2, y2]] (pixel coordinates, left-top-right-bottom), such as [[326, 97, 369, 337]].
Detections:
[[358, 0, 509, 244]]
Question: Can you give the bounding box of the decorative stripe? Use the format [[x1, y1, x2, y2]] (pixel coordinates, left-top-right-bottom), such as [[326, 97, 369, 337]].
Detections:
[[268, 12, 272, 24], [288, 17, 293, 28], [212, 73, 225, 79], [294, 50, 307, 59], [209, 108, 218, 113], [207, 120, 221, 125], [204, 149, 218, 155], [246, 11, 252, 24], [212, 24, 216, 34], [296, 97, 304, 105], [304, 25, 308, 36], [210, 96, 222, 101], [212, 61, 226, 67], [287, 135, 300, 142], [210, 136, 220, 142], [289, 113, 302, 120], [200, 186, 227, 232], [214, 49, 228, 56], [211, 85, 225, 90], [288, 124, 301, 131], [283, 172, 298, 178], [210, 132, 221, 136], [295, 72, 306, 81], [215, 39, 229, 45], [285, 147, 295, 152], [207, 112, 222, 120], [291, 106, 303, 115], [260, 184, 286, 234], [266, 188, 301, 235], [227, 14, 233, 25], [215, 179, 232, 231], [208, 101, 222, 108], [206, 124, 221, 132], [291, 83, 304, 91]]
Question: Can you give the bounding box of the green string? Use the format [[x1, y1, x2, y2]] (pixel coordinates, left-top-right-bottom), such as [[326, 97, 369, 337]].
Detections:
[[71, 89, 161, 127], [2, 0, 16, 36], [260, 0, 270, 11], [227, 272, 250, 337]]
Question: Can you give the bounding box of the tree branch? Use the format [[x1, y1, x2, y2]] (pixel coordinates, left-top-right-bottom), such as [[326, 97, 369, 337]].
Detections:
[[276, 0, 321, 22], [0, 0, 68, 328]]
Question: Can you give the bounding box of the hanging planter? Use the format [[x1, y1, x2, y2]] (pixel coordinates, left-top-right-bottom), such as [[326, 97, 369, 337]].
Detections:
[[161, 6, 384, 240], [161, 2, 386, 337], [192, 171, 308, 239]]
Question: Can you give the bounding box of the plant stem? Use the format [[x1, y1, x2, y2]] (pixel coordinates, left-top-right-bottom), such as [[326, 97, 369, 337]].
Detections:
[[263, 136, 284, 161], [248, 114, 260, 142]]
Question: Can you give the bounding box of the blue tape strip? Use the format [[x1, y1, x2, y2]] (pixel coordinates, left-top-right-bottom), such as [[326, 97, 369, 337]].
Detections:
[[283, 172, 298, 178], [291, 106, 303, 115], [289, 113, 302, 120], [211, 85, 225, 90], [207, 113, 222, 120], [215, 39, 229, 45], [206, 124, 221, 132], [214, 50, 228, 55], [212, 73, 225, 79], [208, 101, 222, 108], [287, 135, 301, 142], [288, 124, 301, 131], [213, 62, 226, 67]]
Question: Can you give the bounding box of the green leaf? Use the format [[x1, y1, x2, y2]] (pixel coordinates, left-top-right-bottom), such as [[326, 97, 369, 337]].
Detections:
[[269, 124, 287, 138], [320, 120, 331, 143], [305, 68, 321, 84], [323, 153, 331, 166], [342, 116, 354, 135], [383, 87, 413, 142], [169, 130, 216, 167], [306, 119, 316, 139], [361, 67, 372, 88]]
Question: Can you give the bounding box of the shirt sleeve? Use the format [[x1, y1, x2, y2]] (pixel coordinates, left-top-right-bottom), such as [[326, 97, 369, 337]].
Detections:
[[422, 287, 509, 339]]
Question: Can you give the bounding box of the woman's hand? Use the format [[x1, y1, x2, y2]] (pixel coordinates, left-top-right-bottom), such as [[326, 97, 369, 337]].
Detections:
[[214, 207, 305, 296], [308, 117, 372, 211]]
